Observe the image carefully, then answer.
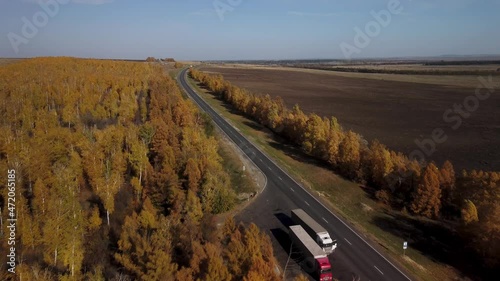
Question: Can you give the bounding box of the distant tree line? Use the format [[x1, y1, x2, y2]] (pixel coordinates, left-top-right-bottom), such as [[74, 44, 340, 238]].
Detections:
[[424, 60, 500, 66], [190, 68, 500, 270], [146, 57, 177, 63], [0, 58, 281, 280], [297, 65, 500, 76]]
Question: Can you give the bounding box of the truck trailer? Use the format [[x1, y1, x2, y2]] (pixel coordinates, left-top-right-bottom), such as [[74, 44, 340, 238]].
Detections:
[[291, 209, 337, 254], [289, 225, 333, 281]]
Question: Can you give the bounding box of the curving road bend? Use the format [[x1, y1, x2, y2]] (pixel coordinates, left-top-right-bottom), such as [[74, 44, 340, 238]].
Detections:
[[177, 68, 413, 281]]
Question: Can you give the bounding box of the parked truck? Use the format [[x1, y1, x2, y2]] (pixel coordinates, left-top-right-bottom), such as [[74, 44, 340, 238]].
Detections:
[[289, 225, 333, 281], [291, 209, 337, 254]]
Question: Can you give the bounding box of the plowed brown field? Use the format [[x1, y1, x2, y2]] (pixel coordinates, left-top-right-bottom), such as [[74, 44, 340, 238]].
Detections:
[[201, 66, 500, 171]]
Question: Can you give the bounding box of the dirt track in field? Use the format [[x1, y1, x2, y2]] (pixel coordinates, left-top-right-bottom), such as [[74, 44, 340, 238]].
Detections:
[[201, 66, 500, 172]]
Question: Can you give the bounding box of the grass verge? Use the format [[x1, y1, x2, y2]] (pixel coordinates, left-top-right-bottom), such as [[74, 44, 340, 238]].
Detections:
[[217, 135, 256, 196]]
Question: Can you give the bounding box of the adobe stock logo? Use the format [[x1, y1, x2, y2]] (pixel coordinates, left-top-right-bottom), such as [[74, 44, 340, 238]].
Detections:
[[7, 0, 70, 54], [409, 75, 497, 164], [213, 0, 243, 21], [386, 75, 498, 192], [339, 0, 411, 59]]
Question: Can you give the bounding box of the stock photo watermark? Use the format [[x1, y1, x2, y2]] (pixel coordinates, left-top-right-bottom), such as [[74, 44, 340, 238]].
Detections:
[[339, 0, 411, 59], [7, 0, 69, 54], [213, 0, 243, 21], [410, 76, 497, 163], [387, 75, 498, 189], [6, 169, 17, 274]]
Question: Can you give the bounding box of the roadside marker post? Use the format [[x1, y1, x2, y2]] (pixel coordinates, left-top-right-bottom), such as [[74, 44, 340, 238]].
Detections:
[[403, 241, 408, 256]]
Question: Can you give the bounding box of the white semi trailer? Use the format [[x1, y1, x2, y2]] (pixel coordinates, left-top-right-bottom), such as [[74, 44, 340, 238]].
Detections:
[[291, 209, 337, 254]]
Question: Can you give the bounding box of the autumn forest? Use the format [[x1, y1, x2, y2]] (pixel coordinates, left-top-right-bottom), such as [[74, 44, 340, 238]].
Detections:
[[0, 58, 281, 280]]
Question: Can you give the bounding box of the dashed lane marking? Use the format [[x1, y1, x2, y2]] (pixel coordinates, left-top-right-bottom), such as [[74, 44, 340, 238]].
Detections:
[[374, 266, 384, 275]]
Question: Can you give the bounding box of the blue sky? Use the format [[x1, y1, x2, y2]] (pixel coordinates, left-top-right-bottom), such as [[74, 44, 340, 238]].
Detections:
[[0, 0, 499, 60]]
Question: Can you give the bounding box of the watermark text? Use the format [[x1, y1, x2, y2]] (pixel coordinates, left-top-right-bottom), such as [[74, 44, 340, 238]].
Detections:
[[6, 169, 17, 274]]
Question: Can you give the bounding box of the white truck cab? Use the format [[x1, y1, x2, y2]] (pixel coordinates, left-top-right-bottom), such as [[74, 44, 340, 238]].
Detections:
[[317, 233, 337, 253]]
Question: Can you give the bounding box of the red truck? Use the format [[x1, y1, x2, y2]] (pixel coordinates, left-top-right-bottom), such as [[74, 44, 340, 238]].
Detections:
[[289, 225, 333, 281]]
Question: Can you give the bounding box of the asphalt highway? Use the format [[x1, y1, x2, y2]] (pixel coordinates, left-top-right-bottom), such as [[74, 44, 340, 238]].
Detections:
[[178, 68, 413, 281]]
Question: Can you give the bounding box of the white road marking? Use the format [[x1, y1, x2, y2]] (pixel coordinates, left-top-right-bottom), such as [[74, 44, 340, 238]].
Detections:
[[322, 217, 328, 224], [304, 201, 310, 206], [278, 176, 283, 181], [290, 187, 295, 192], [374, 266, 384, 275], [344, 238, 352, 246]]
